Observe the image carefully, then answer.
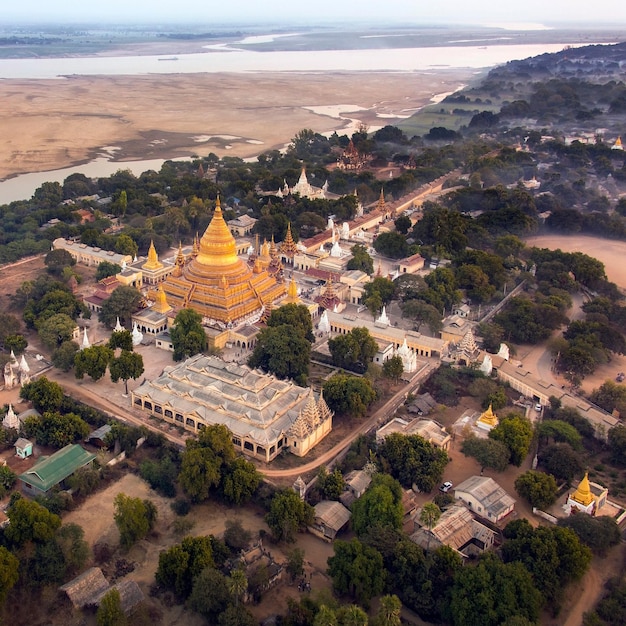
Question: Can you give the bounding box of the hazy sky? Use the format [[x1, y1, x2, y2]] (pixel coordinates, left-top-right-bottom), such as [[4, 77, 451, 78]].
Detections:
[[3, 0, 626, 26]]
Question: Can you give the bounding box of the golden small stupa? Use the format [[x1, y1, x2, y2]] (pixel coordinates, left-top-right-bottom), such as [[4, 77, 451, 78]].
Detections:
[[570, 472, 594, 507], [161, 197, 285, 325], [143, 240, 163, 271], [477, 404, 499, 429], [283, 276, 301, 305], [279, 222, 298, 258], [151, 285, 172, 315]]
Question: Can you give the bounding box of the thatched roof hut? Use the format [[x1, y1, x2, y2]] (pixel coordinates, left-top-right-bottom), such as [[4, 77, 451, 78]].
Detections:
[[59, 567, 109, 609]]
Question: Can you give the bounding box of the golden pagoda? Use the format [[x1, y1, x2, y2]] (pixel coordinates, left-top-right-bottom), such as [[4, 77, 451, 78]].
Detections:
[[161, 197, 285, 326], [152, 285, 172, 315], [570, 472, 594, 507], [477, 404, 499, 430], [143, 240, 163, 271], [283, 276, 301, 305], [376, 187, 386, 213], [279, 223, 298, 259]]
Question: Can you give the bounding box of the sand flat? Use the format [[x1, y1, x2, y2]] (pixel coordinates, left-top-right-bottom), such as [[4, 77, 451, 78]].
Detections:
[[0, 69, 474, 180]]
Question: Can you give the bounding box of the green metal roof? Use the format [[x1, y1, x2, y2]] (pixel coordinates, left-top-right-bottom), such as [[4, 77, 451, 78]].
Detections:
[[19, 444, 96, 492]]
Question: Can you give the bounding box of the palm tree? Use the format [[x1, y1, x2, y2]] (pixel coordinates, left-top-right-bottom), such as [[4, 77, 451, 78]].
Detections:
[[419, 502, 442, 551], [227, 569, 248, 607], [374, 594, 402, 626], [341, 604, 368, 626], [313, 605, 338, 626]]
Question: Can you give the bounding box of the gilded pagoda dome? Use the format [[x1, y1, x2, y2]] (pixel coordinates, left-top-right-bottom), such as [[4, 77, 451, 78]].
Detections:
[[195, 196, 239, 269]]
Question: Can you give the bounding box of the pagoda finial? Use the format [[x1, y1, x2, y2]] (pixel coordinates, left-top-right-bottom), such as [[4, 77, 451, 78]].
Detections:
[[215, 195, 222, 214]]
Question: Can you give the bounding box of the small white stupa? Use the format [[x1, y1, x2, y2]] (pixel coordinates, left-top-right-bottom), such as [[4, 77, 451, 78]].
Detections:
[[318, 310, 331, 334], [330, 239, 343, 258], [341, 222, 350, 239], [121, 259, 127, 270], [132, 322, 143, 346], [480, 354, 493, 376], [376, 306, 390, 326], [113, 317, 125, 333], [2, 404, 19, 430], [10, 350, 18, 365], [80, 328, 91, 350], [497, 343, 510, 361], [19, 354, 30, 374], [327, 217, 334, 232], [395, 338, 417, 373]]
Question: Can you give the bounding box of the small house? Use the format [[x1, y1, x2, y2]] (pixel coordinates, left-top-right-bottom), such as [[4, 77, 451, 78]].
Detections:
[[86, 424, 112, 448], [14, 438, 33, 459], [340, 469, 372, 507], [454, 476, 516, 523], [18, 444, 96, 498], [310, 500, 351, 541]]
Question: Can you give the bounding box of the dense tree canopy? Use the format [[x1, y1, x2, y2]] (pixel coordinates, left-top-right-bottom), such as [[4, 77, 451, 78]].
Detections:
[[322, 373, 376, 417], [351, 474, 404, 537], [265, 489, 314, 543], [328, 326, 378, 372], [170, 308, 208, 362], [515, 470, 559, 509], [489, 413, 534, 466]]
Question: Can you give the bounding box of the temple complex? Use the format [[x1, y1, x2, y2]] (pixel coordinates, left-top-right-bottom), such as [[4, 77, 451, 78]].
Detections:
[[160, 197, 285, 328], [565, 472, 609, 516]]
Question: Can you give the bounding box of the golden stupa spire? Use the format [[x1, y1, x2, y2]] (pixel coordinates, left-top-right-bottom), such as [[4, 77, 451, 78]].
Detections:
[[280, 222, 298, 257], [376, 187, 386, 212], [477, 404, 499, 428], [192, 232, 200, 257], [284, 275, 300, 304], [270, 235, 278, 259], [152, 284, 172, 314], [196, 196, 239, 268], [571, 472, 594, 506], [143, 240, 163, 270], [175, 241, 186, 267]]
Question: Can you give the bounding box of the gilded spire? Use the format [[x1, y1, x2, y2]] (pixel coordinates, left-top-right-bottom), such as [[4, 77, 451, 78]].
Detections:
[[280, 222, 298, 257], [376, 187, 386, 212], [284, 276, 300, 304], [571, 472, 594, 506], [143, 240, 163, 270], [175, 242, 186, 267], [477, 404, 498, 428], [152, 285, 172, 314], [196, 196, 240, 268], [192, 233, 200, 257]]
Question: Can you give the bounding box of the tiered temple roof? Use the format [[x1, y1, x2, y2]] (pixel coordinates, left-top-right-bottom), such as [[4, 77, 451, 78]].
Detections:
[[279, 223, 298, 258], [161, 198, 285, 326]]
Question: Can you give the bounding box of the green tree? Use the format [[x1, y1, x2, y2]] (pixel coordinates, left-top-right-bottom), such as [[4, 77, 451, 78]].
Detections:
[[314, 605, 338, 626], [110, 350, 144, 394], [394, 214, 412, 235], [538, 443, 583, 482], [170, 308, 208, 361], [328, 327, 378, 372], [74, 345, 113, 381], [156, 535, 214, 599], [23, 410, 90, 448], [220, 457, 262, 505], [419, 502, 442, 550], [179, 424, 236, 502], [322, 373, 376, 417], [114, 233, 138, 257], [489, 413, 533, 466], [20, 376, 64, 412], [37, 313, 77, 350], [374, 232, 409, 259], [99, 286, 143, 329], [363, 277, 396, 305], [449, 552, 542, 626], [373, 594, 402, 626], [52, 340, 80, 372], [382, 355, 404, 382], [113, 493, 157, 550], [223, 519, 252, 553], [557, 514, 621, 556], [56, 523, 90, 576], [608, 424, 626, 465], [400, 299, 443, 334], [377, 432, 449, 492], [248, 324, 310, 385], [267, 303, 314, 342], [538, 420, 583, 450], [96, 261, 122, 281], [218, 605, 257, 626], [461, 436, 510, 471], [338, 605, 369, 626], [4, 334, 27, 355], [96, 588, 127, 626], [227, 568, 248, 606], [515, 470, 559, 509], [45, 249, 76, 276], [0, 466, 16, 499], [286, 547, 305, 582], [188, 567, 231, 621], [317, 466, 345, 501], [0, 545, 19, 609], [265, 489, 314, 542], [352, 475, 404, 537], [347, 244, 374, 275], [327, 538, 385, 604], [5, 497, 61, 546], [108, 329, 133, 352]]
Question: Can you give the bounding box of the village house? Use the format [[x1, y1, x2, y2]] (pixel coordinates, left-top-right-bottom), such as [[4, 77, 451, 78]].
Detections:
[[454, 476, 516, 524], [309, 500, 352, 541]]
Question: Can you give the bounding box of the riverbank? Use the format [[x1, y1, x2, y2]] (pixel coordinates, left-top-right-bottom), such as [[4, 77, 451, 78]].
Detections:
[[0, 69, 474, 183]]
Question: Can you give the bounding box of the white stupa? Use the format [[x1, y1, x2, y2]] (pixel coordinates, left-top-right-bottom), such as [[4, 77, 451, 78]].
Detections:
[[330, 239, 343, 258], [113, 317, 125, 333], [327, 217, 334, 232], [132, 322, 143, 346], [395, 338, 417, 373], [121, 259, 127, 270], [10, 350, 18, 365], [497, 343, 510, 361], [480, 354, 493, 376], [19, 354, 30, 374], [341, 222, 350, 239], [376, 306, 390, 326], [2, 404, 19, 430], [81, 328, 91, 350], [318, 310, 331, 334]]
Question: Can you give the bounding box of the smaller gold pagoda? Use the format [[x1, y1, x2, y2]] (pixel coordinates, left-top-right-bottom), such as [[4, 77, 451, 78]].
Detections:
[[143, 240, 163, 271], [141, 240, 173, 285], [151, 285, 172, 315], [570, 472, 594, 507], [282, 276, 301, 305], [477, 404, 499, 431], [279, 223, 298, 260]]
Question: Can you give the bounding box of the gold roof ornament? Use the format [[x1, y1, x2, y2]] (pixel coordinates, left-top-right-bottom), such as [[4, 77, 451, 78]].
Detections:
[[143, 240, 163, 270], [477, 404, 499, 428], [152, 285, 172, 314], [280, 222, 298, 257], [192, 233, 200, 257], [284, 276, 300, 304], [175, 242, 186, 267], [571, 472, 594, 507], [196, 196, 239, 269]]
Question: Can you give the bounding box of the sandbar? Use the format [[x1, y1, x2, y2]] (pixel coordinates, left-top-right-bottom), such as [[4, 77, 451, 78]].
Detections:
[[0, 69, 475, 181]]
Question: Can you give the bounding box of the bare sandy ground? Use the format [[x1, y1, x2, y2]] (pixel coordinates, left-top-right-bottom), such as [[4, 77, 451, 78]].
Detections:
[[0, 69, 473, 180]]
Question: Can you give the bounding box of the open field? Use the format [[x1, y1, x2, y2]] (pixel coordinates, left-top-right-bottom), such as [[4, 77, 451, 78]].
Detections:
[[0, 69, 474, 181]]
